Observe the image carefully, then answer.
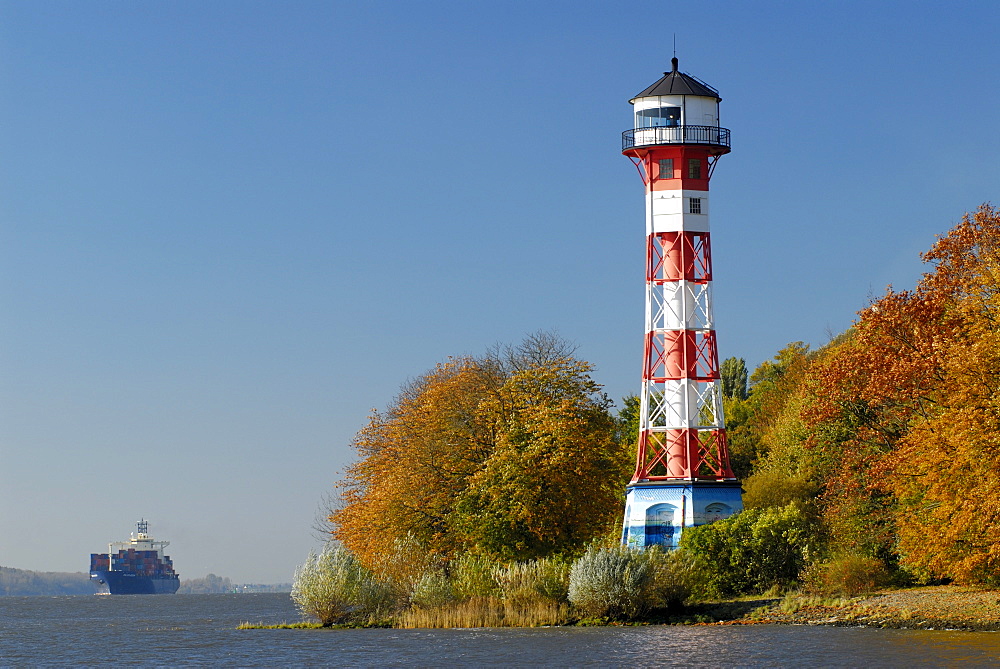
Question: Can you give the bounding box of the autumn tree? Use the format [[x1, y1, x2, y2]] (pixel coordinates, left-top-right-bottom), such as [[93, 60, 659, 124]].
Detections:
[[791, 204, 1000, 582], [331, 334, 628, 570], [615, 394, 640, 451], [452, 357, 624, 560], [332, 357, 500, 568], [873, 204, 1000, 582]]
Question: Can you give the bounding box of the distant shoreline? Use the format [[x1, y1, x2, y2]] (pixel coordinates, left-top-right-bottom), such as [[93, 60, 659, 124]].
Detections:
[[1, 565, 290, 597]]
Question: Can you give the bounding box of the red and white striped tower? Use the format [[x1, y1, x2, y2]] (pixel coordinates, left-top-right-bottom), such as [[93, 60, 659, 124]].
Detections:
[[620, 58, 742, 549]]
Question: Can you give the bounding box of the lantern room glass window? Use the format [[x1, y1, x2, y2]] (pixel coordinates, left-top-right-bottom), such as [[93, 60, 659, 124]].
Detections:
[[636, 106, 681, 128]]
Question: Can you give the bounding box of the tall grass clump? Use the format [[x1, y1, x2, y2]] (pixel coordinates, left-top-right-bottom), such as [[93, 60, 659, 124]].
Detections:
[[451, 552, 501, 600], [803, 553, 888, 597], [291, 543, 396, 626], [496, 556, 570, 606], [410, 570, 457, 608], [397, 554, 573, 628], [567, 546, 652, 620], [397, 596, 572, 628]]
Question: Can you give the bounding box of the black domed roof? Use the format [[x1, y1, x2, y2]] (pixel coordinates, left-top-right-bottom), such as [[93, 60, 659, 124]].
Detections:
[[630, 58, 721, 102]]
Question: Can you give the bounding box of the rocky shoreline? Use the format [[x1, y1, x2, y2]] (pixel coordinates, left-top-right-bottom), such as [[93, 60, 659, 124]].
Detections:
[[704, 586, 1000, 632]]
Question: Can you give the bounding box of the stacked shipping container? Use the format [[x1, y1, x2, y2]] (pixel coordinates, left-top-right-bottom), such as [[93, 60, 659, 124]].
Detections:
[[90, 550, 176, 577]]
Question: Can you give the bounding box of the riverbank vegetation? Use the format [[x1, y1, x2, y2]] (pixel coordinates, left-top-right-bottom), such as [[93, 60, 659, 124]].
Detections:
[[295, 205, 1000, 628]]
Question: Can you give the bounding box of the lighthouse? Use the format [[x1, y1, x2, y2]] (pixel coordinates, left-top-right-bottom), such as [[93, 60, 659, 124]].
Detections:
[[620, 58, 743, 549]]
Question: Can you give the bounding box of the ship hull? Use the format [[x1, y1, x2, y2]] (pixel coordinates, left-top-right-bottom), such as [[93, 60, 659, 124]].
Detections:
[[90, 570, 180, 595]]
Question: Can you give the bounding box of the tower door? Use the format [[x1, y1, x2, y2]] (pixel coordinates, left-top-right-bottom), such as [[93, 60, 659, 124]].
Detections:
[[644, 503, 677, 547]]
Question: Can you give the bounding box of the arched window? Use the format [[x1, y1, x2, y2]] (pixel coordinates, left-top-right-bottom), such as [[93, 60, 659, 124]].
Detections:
[[644, 503, 677, 547], [704, 502, 732, 523]]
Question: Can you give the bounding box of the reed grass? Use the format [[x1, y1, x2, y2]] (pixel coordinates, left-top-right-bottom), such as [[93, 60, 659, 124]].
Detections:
[[237, 621, 325, 629], [396, 596, 572, 628], [495, 557, 570, 606]]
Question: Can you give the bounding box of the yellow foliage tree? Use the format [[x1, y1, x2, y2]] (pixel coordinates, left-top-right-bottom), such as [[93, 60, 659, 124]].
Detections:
[[453, 358, 624, 561], [877, 204, 1000, 582]]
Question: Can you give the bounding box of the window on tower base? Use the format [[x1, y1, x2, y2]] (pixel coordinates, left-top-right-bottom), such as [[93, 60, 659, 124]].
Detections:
[[689, 198, 702, 214], [658, 159, 674, 179]]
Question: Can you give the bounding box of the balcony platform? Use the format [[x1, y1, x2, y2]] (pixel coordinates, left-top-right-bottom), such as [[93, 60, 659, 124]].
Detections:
[[623, 125, 731, 153]]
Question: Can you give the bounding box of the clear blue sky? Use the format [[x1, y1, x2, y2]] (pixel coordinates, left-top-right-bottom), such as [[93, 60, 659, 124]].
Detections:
[[2, 1, 997, 583]]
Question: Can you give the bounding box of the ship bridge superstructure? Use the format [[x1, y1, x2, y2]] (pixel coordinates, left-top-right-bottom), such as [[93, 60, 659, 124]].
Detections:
[[109, 519, 171, 560]]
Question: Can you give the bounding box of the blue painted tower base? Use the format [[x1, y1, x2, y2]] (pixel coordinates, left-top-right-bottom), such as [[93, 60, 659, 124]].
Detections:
[[622, 481, 743, 549]]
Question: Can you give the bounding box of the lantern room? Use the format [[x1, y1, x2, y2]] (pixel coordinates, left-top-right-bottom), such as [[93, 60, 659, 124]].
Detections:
[[623, 57, 730, 153]]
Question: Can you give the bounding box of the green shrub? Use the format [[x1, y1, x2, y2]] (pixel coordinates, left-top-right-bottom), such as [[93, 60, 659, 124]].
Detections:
[[410, 570, 457, 608], [291, 543, 396, 626], [803, 553, 888, 596], [679, 502, 819, 597], [742, 469, 818, 510], [567, 546, 652, 620], [644, 547, 703, 608]]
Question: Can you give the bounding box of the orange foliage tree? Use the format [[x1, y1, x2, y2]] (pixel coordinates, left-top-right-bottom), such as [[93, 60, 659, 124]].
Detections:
[[331, 336, 628, 570], [802, 204, 1000, 581]]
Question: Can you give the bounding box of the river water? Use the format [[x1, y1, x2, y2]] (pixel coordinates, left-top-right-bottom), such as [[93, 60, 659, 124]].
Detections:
[[2, 593, 1000, 666]]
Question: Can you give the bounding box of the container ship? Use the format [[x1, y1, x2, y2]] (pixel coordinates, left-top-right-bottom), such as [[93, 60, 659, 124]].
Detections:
[[89, 520, 180, 595]]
